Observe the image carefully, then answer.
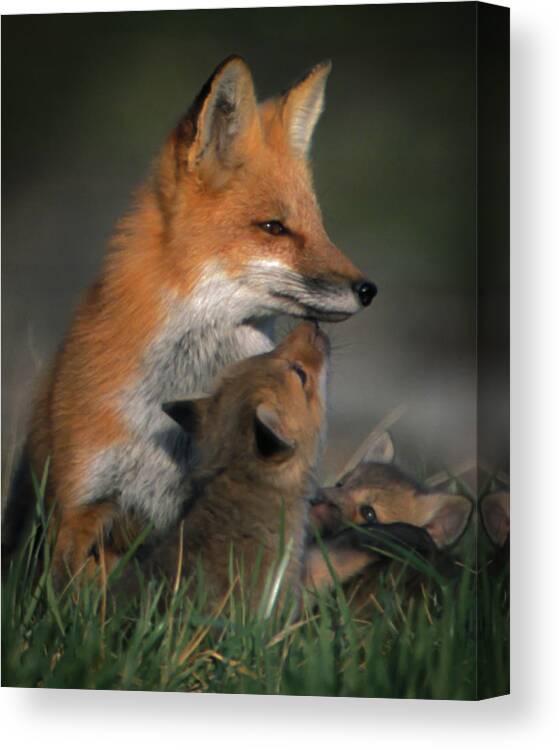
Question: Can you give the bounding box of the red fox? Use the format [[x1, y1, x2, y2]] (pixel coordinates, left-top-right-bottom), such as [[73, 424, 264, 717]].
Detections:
[[9, 56, 376, 574], [305, 432, 473, 593]]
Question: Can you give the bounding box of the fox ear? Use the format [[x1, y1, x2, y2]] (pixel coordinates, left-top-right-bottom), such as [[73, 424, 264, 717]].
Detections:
[[415, 493, 473, 549], [481, 491, 510, 547], [162, 397, 211, 435], [181, 55, 258, 183], [281, 60, 332, 157], [362, 432, 395, 465], [254, 403, 295, 461]]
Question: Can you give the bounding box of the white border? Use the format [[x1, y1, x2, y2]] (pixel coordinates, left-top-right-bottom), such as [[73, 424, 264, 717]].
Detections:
[[2, 0, 559, 747]]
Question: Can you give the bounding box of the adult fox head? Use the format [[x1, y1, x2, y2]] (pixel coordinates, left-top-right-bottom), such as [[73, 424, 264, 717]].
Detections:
[[155, 55, 376, 321], [311, 432, 473, 549]]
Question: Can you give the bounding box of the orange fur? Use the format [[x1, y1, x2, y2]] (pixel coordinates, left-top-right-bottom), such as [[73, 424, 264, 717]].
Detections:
[[54, 501, 120, 579]]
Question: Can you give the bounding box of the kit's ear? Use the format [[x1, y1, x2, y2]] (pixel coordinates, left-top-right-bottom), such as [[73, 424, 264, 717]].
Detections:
[[361, 432, 395, 465], [415, 493, 473, 549], [480, 491, 510, 547], [162, 396, 211, 436], [177, 55, 258, 185], [254, 403, 295, 461], [281, 60, 332, 157]]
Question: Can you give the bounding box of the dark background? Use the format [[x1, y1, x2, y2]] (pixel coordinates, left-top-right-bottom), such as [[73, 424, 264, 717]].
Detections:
[[2, 3, 505, 490]]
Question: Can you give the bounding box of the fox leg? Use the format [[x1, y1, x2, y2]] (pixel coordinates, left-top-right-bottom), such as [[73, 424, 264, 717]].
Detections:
[[52, 499, 120, 581], [304, 523, 436, 594], [304, 539, 379, 593]]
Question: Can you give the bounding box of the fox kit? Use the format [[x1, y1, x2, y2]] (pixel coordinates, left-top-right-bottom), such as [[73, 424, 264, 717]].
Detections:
[[139, 322, 329, 610], [305, 432, 473, 594], [10, 56, 376, 573]]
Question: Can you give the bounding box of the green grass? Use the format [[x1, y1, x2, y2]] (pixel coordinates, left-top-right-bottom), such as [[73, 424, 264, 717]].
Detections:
[[1, 495, 509, 699]]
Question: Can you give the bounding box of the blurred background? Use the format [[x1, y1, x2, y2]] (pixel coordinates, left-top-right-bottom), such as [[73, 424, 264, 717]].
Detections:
[[2, 3, 508, 491]]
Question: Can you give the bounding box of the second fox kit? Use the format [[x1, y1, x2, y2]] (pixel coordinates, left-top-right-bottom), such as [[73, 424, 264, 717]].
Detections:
[[305, 433, 473, 592], [12, 56, 376, 572]]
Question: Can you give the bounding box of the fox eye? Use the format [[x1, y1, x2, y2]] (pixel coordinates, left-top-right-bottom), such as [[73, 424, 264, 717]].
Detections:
[[292, 363, 307, 387], [258, 220, 289, 237], [360, 505, 377, 524]]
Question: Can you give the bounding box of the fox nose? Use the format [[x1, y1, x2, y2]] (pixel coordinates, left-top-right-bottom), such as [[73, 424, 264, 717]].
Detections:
[[353, 280, 377, 307]]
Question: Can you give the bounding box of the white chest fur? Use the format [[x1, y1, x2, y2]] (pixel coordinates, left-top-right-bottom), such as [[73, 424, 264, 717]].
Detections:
[[78, 269, 275, 529]]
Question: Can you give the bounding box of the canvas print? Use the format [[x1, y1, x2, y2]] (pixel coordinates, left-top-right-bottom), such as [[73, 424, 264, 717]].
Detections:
[[1, 2, 510, 699]]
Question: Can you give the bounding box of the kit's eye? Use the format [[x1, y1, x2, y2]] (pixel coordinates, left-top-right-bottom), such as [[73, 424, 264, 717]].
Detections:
[[258, 220, 289, 236], [292, 363, 307, 387], [360, 505, 377, 524], [335, 478, 345, 488]]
